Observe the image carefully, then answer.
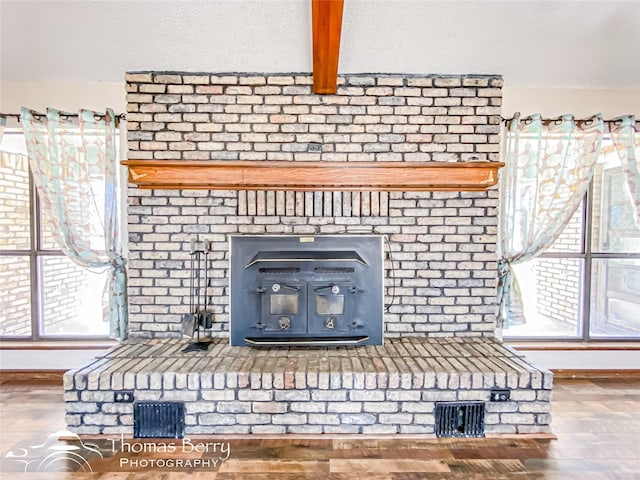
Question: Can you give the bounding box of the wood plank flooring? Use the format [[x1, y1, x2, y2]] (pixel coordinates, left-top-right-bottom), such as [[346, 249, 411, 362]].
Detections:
[[0, 377, 638, 479]]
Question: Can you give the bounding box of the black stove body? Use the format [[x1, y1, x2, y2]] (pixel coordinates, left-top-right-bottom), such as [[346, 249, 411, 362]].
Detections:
[[230, 235, 384, 346]]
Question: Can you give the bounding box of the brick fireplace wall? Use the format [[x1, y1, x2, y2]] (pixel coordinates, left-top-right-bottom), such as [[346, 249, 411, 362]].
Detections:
[[67, 73, 554, 437], [125, 72, 502, 339]]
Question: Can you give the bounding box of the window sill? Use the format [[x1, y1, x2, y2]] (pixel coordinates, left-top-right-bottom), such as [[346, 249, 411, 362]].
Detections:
[[0, 340, 116, 350], [508, 341, 640, 351]]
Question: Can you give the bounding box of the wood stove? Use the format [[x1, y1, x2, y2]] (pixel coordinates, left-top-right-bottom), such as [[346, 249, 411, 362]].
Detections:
[[229, 235, 384, 346]]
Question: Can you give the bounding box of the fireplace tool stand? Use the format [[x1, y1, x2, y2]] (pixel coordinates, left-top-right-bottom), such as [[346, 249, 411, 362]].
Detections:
[[182, 239, 213, 352]]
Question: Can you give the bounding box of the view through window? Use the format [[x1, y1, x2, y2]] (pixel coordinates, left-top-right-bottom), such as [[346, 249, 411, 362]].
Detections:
[[505, 138, 640, 340], [0, 133, 112, 339]]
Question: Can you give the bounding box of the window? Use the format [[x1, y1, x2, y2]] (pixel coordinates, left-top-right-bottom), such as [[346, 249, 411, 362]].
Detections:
[[505, 139, 640, 340], [0, 133, 113, 339]]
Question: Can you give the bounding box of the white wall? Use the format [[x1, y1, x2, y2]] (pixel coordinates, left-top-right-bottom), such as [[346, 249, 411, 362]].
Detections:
[[515, 348, 640, 371], [1, 80, 639, 371], [3, 1, 639, 90], [503, 87, 640, 118], [0, 348, 107, 371], [0, 81, 125, 114]]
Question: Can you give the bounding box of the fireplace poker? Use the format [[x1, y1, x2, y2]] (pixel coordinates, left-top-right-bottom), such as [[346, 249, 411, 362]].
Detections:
[[201, 239, 213, 330], [180, 238, 199, 337], [183, 238, 211, 352]]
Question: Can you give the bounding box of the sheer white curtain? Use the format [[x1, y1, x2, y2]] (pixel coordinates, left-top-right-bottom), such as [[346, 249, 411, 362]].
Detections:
[[610, 115, 639, 224], [498, 113, 605, 328], [21, 108, 127, 339]]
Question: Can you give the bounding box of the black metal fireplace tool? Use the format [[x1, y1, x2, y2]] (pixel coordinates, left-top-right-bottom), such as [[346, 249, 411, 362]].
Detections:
[[182, 238, 213, 352]]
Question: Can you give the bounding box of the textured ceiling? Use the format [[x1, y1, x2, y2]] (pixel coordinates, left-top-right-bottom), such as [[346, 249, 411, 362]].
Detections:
[[1, 0, 639, 88]]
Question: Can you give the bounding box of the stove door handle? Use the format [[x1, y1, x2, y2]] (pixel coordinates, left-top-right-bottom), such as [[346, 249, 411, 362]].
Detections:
[[314, 285, 339, 293], [280, 284, 300, 292]]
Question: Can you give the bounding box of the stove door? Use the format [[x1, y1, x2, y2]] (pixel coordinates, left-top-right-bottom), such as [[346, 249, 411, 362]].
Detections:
[[261, 281, 307, 334], [307, 281, 353, 335]]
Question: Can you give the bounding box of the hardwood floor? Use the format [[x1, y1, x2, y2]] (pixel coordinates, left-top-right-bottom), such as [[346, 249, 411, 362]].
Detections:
[[0, 377, 638, 479]]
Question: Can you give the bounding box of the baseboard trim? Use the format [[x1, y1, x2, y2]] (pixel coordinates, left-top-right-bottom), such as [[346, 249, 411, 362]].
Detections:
[[511, 342, 640, 351], [0, 341, 115, 350], [551, 369, 640, 379], [0, 369, 65, 383]]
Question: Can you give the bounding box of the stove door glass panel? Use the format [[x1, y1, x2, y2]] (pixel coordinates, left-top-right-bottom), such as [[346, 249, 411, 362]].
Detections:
[[308, 282, 352, 335], [315, 295, 345, 315], [270, 294, 299, 315], [261, 281, 306, 334]]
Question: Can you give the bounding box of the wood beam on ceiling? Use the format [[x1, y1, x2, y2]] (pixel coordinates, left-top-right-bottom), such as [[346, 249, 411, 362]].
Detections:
[[312, 0, 344, 94]]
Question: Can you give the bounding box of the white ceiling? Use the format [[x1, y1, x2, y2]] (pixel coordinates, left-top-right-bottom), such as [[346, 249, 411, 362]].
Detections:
[[1, 0, 639, 89]]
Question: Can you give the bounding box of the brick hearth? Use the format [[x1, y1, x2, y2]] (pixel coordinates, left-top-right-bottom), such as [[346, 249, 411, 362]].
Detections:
[[64, 338, 552, 435]]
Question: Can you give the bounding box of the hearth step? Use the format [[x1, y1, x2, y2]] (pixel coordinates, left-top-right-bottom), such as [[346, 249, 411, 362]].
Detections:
[[64, 337, 553, 436], [244, 335, 369, 346]]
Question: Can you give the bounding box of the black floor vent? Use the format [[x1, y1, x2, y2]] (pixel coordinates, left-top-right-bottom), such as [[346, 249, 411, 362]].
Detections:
[[435, 402, 485, 438], [134, 402, 185, 438]]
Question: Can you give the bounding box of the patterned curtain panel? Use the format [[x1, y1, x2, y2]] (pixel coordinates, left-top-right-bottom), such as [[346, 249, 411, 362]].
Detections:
[[498, 113, 605, 328], [20, 108, 127, 340], [610, 115, 639, 224]]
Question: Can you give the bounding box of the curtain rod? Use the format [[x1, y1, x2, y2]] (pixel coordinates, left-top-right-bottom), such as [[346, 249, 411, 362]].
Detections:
[[500, 114, 632, 125], [0, 112, 127, 123], [2, 111, 630, 127]]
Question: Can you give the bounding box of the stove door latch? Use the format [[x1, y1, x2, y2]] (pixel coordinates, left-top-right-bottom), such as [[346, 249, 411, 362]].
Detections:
[[325, 316, 337, 329]]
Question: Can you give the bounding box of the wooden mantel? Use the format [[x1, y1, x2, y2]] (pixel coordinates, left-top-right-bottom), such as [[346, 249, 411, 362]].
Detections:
[[121, 160, 504, 191]]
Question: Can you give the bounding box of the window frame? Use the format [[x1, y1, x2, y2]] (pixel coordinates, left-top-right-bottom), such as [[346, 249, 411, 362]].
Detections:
[[0, 136, 113, 341], [504, 138, 640, 342]]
